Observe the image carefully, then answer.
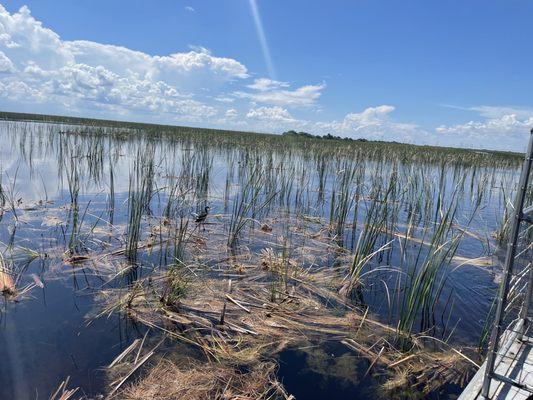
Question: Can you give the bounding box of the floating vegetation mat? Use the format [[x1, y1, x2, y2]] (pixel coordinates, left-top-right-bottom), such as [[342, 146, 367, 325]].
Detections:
[[120, 359, 285, 400], [74, 212, 480, 399]]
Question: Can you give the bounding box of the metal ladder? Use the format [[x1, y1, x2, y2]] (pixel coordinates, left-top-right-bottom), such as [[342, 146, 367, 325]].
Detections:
[[481, 129, 533, 398]]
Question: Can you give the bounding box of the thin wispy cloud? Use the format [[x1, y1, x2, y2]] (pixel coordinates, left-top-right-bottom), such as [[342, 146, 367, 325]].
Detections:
[[235, 80, 326, 108], [443, 104, 533, 119]]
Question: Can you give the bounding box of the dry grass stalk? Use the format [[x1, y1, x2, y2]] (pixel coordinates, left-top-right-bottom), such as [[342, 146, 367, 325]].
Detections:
[[119, 359, 287, 400], [49, 377, 79, 400], [0, 269, 15, 295], [0, 253, 15, 296]]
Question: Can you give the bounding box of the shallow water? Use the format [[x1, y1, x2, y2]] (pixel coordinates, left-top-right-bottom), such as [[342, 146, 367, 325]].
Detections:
[[0, 281, 142, 398], [277, 342, 464, 399], [0, 120, 522, 398]]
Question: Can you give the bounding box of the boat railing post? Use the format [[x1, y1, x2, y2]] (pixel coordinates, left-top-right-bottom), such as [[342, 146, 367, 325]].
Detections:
[[481, 129, 533, 398], [518, 131, 533, 341]]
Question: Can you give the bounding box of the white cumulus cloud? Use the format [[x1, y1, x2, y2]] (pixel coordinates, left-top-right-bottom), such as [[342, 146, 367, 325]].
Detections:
[[240, 105, 428, 145], [0, 50, 14, 72], [225, 108, 238, 118], [246, 106, 295, 122], [246, 78, 290, 91], [0, 5, 246, 121], [236, 80, 325, 108], [436, 113, 533, 150]]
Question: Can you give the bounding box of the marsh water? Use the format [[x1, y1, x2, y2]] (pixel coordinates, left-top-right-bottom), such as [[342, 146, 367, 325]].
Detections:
[[0, 119, 524, 399]]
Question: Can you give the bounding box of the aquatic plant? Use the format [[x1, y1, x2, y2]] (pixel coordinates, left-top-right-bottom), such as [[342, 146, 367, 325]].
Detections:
[[161, 263, 189, 307], [227, 166, 277, 247], [397, 189, 463, 338], [125, 145, 155, 262]]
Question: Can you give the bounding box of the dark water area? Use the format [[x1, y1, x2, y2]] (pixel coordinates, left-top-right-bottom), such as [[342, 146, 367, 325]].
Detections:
[[278, 343, 380, 399], [0, 120, 523, 398], [278, 342, 464, 399], [0, 278, 145, 399]]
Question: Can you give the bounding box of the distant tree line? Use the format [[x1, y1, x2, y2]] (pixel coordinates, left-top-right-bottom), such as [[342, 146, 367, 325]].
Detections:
[[282, 130, 372, 142]]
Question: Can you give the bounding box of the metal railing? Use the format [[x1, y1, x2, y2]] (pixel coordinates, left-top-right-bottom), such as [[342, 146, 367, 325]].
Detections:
[[481, 129, 533, 398]]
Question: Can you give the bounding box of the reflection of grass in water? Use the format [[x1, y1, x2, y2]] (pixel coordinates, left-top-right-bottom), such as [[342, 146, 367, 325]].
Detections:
[[295, 345, 362, 387], [1, 166, 21, 221], [108, 157, 115, 225], [0, 171, 5, 210]]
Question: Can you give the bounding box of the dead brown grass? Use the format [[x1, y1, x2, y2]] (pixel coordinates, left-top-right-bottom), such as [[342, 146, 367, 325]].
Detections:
[[0, 269, 15, 295], [119, 359, 287, 400], [89, 212, 480, 398]]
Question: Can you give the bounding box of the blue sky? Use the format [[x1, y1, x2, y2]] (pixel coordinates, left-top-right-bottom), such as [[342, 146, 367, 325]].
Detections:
[[0, 1, 532, 151]]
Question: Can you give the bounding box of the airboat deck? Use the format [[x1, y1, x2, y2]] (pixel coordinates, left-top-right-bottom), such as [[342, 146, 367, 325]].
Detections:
[[460, 321, 533, 399], [461, 130, 533, 400]]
